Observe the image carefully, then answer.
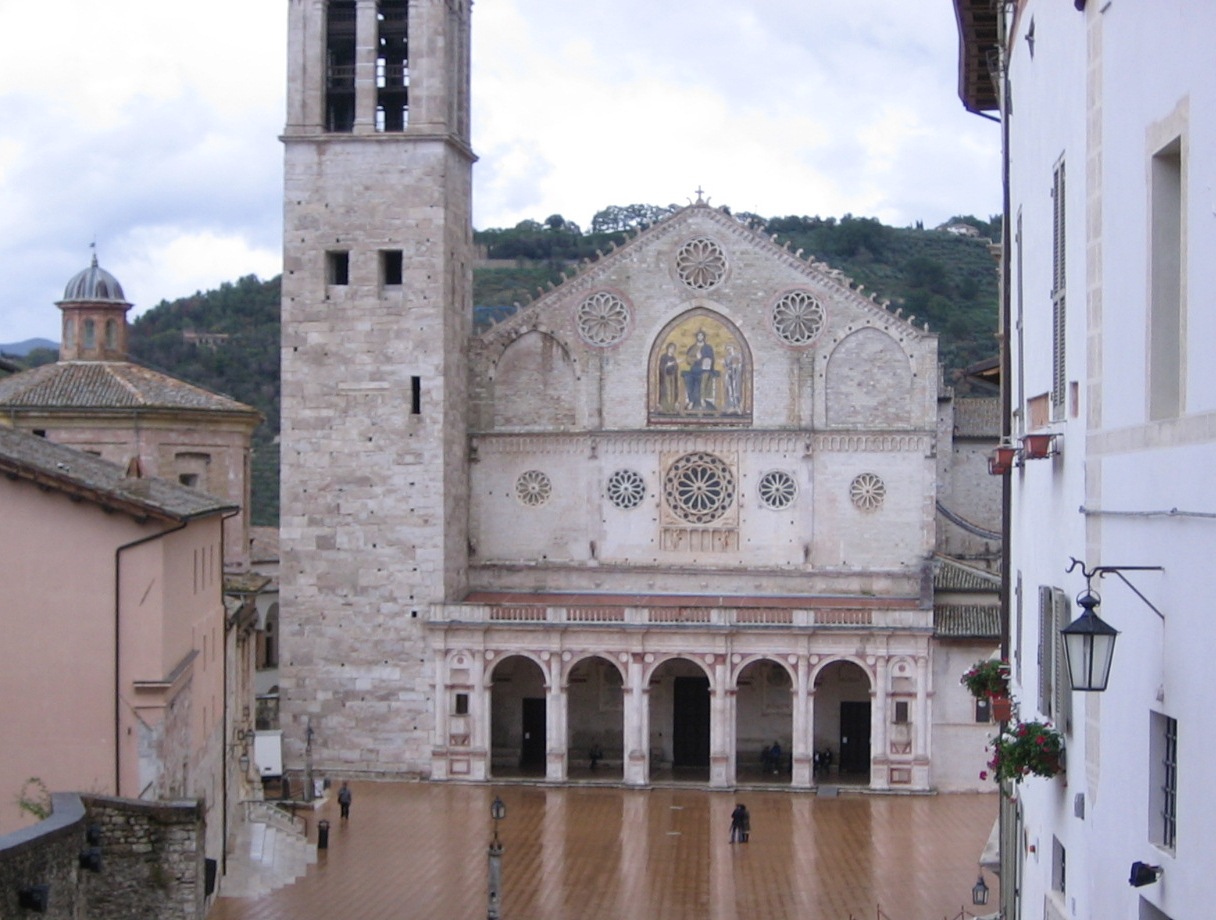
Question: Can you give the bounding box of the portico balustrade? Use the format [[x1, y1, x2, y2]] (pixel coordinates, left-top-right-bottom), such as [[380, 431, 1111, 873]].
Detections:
[[429, 602, 930, 630]]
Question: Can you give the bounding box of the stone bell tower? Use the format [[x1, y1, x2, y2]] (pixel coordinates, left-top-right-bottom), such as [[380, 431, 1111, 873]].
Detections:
[[279, 0, 473, 777]]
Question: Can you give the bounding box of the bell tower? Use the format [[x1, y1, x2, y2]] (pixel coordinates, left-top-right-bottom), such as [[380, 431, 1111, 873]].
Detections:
[[279, 0, 473, 777]]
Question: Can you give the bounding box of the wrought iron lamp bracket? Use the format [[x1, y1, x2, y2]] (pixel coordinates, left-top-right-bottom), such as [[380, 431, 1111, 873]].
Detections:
[[1066, 557, 1165, 620]]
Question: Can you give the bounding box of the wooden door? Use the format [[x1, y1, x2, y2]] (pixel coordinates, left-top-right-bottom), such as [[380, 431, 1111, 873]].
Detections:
[[521, 697, 546, 768], [672, 676, 711, 766], [839, 701, 871, 774]]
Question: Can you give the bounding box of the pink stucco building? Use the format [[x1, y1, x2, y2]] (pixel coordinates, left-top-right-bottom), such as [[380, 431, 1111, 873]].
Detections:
[[0, 426, 234, 846]]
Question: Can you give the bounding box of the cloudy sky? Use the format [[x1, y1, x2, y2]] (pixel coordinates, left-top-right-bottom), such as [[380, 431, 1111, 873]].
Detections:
[[0, 0, 1000, 345]]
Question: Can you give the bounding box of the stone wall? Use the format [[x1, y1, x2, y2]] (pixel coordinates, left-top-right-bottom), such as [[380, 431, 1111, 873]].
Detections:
[[82, 796, 205, 920], [0, 794, 82, 920], [0, 793, 205, 920]]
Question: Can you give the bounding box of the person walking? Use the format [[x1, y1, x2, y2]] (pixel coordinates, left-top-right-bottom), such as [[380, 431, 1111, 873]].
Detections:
[[338, 781, 352, 820], [740, 804, 750, 843], [729, 803, 747, 844]]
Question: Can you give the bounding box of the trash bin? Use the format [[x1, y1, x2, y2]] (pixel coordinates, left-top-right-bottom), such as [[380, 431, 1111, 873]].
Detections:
[[317, 819, 330, 850]]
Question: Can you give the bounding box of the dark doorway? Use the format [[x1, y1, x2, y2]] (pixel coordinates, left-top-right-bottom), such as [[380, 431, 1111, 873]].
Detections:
[[672, 676, 711, 767], [839, 701, 871, 774], [521, 697, 546, 769]]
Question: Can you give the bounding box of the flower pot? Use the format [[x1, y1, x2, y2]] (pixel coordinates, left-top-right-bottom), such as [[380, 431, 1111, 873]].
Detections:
[[1021, 433, 1056, 459], [989, 694, 1013, 722]]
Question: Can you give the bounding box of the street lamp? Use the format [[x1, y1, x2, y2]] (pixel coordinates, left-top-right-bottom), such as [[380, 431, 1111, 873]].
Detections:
[[972, 871, 990, 906], [1061, 559, 1163, 692], [488, 795, 506, 920], [1061, 589, 1119, 692]]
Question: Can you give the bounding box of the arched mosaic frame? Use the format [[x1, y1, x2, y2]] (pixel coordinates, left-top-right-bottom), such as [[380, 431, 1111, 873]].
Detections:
[[648, 307, 752, 425]]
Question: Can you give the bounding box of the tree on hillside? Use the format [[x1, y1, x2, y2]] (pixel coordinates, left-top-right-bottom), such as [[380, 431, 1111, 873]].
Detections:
[[590, 203, 676, 233]]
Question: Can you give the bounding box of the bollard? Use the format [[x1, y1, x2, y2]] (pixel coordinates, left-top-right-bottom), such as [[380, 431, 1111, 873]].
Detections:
[[317, 819, 330, 850]]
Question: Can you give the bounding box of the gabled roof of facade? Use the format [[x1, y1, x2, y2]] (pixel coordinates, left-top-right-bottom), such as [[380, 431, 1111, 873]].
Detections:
[[0, 426, 236, 522], [474, 202, 934, 348], [0, 360, 259, 418]]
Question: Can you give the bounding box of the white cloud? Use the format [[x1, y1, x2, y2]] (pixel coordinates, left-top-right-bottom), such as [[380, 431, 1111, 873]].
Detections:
[[0, 0, 999, 344]]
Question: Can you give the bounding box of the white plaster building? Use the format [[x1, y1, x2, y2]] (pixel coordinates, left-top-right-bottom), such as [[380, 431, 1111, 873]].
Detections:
[[280, 0, 1001, 795], [955, 1, 1216, 917]]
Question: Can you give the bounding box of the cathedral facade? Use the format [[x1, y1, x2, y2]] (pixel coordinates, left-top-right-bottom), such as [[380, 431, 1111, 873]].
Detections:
[[279, 0, 999, 793]]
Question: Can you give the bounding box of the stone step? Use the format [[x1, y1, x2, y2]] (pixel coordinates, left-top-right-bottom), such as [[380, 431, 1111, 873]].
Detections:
[[222, 820, 318, 899]]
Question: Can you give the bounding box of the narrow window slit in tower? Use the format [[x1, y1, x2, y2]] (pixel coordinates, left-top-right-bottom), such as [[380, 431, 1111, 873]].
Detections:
[[411, 376, 422, 415]]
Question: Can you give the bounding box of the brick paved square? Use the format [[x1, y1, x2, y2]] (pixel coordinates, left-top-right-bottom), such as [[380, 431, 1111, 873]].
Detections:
[[212, 783, 998, 920]]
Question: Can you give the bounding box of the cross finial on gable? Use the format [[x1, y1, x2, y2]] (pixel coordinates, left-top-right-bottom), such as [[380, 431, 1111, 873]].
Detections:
[[694, 186, 706, 205]]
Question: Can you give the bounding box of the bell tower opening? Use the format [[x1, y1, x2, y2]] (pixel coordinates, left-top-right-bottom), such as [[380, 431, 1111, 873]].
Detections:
[[325, 1, 356, 132], [376, 0, 409, 132]]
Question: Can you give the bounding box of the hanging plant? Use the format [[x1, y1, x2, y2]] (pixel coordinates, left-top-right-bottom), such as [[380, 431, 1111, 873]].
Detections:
[[982, 720, 1065, 784], [960, 658, 1010, 699]]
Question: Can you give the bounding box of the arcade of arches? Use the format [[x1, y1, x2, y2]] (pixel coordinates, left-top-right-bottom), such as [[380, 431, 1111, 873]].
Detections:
[[431, 640, 932, 791]]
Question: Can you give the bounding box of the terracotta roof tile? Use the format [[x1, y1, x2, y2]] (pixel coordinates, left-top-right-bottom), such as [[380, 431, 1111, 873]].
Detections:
[[0, 426, 236, 521], [934, 604, 1001, 638], [0, 361, 258, 416]]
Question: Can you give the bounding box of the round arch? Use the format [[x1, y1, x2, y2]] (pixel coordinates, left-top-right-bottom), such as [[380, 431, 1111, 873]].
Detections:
[[647, 656, 713, 780], [733, 657, 794, 783], [490, 329, 578, 430], [812, 658, 874, 782], [565, 654, 624, 779], [488, 653, 548, 777]]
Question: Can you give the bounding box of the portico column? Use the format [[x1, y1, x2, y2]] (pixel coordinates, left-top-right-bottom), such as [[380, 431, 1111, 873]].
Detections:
[[623, 653, 648, 785], [479, 650, 497, 778], [431, 650, 450, 779], [870, 656, 889, 790], [709, 655, 730, 788], [791, 657, 812, 787], [469, 651, 488, 780], [915, 654, 930, 762], [545, 652, 566, 781]]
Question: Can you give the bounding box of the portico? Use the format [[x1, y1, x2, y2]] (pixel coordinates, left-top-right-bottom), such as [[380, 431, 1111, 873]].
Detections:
[[428, 597, 933, 791]]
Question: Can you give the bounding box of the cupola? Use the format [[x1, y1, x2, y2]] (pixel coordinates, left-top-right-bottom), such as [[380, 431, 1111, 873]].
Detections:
[[57, 253, 133, 361]]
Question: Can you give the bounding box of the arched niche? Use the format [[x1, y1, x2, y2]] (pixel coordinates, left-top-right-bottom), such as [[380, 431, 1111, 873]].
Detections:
[[825, 327, 912, 427], [649, 308, 752, 425], [492, 330, 577, 430]]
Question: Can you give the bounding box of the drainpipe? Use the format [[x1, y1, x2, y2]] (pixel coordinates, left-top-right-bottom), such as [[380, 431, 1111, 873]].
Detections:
[[996, 4, 1015, 917], [218, 506, 240, 881], [114, 520, 188, 795]]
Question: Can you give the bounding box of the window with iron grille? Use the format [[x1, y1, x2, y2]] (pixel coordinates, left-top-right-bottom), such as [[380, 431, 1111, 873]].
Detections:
[[1150, 711, 1178, 850], [1163, 717, 1178, 849]]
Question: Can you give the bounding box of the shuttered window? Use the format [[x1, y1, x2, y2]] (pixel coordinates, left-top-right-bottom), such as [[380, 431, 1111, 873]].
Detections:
[[1037, 585, 1072, 732], [1051, 159, 1067, 418]]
